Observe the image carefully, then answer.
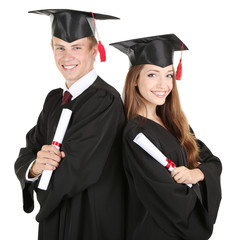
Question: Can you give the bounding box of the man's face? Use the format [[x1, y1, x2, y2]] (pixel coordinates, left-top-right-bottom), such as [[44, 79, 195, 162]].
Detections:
[[52, 36, 98, 88]]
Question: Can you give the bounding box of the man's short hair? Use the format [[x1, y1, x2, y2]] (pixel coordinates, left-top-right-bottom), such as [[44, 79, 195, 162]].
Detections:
[[51, 36, 98, 50]]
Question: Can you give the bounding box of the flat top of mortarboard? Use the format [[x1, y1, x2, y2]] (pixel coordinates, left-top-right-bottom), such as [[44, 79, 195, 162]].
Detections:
[[110, 34, 188, 55], [28, 9, 120, 20]]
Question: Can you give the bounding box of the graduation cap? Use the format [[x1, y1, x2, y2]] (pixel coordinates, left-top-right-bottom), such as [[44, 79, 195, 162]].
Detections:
[[29, 9, 120, 62], [110, 34, 188, 80]]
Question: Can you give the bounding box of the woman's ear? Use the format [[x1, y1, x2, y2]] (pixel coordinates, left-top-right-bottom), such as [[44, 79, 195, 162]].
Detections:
[[134, 76, 138, 87]]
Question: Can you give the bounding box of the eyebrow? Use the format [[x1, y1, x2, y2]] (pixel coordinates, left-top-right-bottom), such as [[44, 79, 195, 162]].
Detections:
[[71, 43, 85, 47], [54, 44, 64, 47], [147, 69, 160, 73], [53, 43, 85, 47], [146, 69, 173, 73]]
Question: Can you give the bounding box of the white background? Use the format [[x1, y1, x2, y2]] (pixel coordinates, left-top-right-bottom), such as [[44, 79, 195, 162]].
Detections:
[[1, 0, 234, 239]]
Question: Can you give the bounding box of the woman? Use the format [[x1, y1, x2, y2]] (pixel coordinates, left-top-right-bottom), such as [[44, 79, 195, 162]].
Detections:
[[110, 34, 222, 240]]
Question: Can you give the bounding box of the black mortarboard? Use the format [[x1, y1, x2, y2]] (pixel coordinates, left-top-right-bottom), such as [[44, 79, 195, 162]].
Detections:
[[29, 9, 119, 62], [110, 34, 188, 79]]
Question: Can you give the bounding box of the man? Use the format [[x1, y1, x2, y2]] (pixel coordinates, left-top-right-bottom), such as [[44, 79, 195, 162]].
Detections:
[[14, 9, 126, 240]]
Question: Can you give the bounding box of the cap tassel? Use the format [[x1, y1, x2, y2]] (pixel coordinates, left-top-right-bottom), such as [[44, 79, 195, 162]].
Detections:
[[92, 12, 106, 62], [98, 41, 106, 62], [176, 58, 182, 80], [176, 43, 184, 80]]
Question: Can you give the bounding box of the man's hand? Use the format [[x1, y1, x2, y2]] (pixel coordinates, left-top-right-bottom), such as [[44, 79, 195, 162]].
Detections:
[[171, 166, 204, 185], [29, 145, 65, 178]]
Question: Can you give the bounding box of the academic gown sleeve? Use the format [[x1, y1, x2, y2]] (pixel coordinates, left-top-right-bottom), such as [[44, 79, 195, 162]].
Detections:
[[14, 90, 54, 213], [35, 87, 125, 221], [197, 139, 222, 223], [123, 126, 218, 240]]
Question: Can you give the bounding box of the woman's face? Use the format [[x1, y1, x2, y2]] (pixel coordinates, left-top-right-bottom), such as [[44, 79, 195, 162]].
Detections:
[[137, 64, 173, 112]]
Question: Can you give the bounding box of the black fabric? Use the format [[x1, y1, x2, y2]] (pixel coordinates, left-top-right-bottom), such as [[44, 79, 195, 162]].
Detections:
[[15, 77, 126, 240], [123, 116, 222, 240], [29, 9, 119, 43], [110, 34, 188, 67]]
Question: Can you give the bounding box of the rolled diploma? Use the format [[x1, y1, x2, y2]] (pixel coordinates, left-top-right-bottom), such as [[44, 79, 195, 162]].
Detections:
[[38, 108, 72, 190], [133, 133, 192, 188]]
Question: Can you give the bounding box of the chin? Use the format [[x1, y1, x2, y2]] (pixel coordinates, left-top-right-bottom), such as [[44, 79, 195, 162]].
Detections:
[[63, 74, 78, 81], [156, 100, 166, 106]]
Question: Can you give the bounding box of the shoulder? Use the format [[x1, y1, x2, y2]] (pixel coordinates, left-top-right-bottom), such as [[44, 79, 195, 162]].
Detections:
[[123, 117, 162, 149], [43, 88, 63, 109], [71, 79, 124, 121], [91, 76, 121, 99], [123, 117, 146, 142], [45, 88, 63, 100], [82, 76, 124, 113]]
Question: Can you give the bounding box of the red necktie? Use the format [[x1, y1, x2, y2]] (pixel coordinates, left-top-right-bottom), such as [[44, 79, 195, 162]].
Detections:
[[62, 91, 72, 105]]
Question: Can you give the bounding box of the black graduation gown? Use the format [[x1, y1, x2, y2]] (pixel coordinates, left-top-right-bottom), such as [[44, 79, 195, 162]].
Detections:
[[14, 77, 126, 240], [123, 116, 222, 240]]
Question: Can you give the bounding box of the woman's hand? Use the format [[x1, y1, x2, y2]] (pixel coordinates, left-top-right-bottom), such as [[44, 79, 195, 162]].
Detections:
[[29, 145, 65, 178], [171, 166, 204, 185]]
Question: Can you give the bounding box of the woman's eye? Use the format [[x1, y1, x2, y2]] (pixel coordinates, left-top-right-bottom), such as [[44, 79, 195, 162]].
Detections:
[[148, 73, 156, 78], [167, 74, 173, 78]]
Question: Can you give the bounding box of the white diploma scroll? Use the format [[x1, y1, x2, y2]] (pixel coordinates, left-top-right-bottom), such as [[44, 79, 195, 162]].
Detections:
[[38, 108, 72, 190], [133, 133, 192, 188]]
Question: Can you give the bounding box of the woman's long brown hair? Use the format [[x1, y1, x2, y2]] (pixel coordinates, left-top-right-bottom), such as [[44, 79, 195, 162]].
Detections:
[[123, 65, 199, 169]]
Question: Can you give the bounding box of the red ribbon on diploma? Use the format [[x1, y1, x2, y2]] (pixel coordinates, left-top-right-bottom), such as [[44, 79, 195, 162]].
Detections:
[[165, 158, 176, 170], [52, 141, 61, 148]]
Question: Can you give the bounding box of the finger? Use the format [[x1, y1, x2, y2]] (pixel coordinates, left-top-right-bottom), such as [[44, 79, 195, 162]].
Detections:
[[171, 166, 184, 178], [37, 151, 61, 163], [35, 163, 56, 172], [61, 151, 66, 158], [37, 156, 60, 167], [34, 158, 59, 173], [174, 171, 193, 184], [172, 168, 189, 182], [171, 168, 179, 178], [41, 145, 52, 152], [41, 145, 61, 156], [175, 175, 187, 184], [45, 159, 60, 168], [173, 172, 184, 182], [42, 164, 57, 171]]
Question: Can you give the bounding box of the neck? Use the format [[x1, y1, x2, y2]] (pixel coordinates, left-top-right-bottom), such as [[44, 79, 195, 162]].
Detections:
[[137, 104, 165, 127], [137, 102, 156, 119], [65, 68, 94, 89], [66, 80, 77, 89]]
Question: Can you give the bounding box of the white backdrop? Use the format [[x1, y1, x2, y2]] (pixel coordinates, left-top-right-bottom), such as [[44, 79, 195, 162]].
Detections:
[[1, 0, 234, 239]]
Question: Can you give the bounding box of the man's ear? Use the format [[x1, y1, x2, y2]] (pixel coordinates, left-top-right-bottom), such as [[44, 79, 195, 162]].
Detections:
[[51, 38, 54, 50], [92, 45, 98, 58]]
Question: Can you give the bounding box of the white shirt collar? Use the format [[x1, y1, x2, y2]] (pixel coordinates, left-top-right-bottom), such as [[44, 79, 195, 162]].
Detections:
[[63, 69, 97, 100]]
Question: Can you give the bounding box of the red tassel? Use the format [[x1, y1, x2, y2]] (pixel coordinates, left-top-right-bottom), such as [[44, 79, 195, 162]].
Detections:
[[176, 58, 182, 80], [176, 43, 184, 80], [91, 12, 106, 62], [98, 41, 106, 62]]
